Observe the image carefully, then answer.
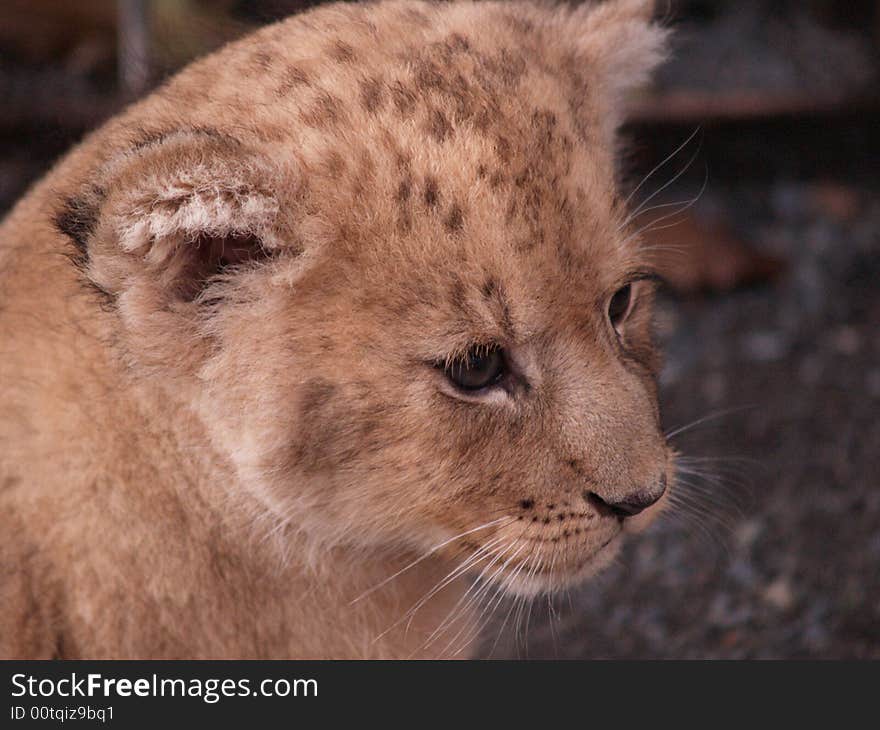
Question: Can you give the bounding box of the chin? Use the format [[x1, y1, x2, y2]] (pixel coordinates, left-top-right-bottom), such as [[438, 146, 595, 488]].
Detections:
[[493, 532, 624, 599]]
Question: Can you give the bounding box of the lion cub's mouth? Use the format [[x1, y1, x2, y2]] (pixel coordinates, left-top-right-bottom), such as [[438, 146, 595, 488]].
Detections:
[[453, 514, 625, 599], [451, 482, 672, 598]]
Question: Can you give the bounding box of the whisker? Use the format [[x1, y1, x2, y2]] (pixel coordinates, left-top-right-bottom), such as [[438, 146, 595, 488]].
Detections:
[[675, 469, 753, 506], [665, 494, 733, 559], [621, 163, 710, 247], [444, 543, 529, 657], [372, 536, 508, 644], [665, 405, 756, 440], [420, 540, 519, 650], [619, 139, 703, 232], [482, 549, 547, 659], [621, 127, 702, 213], [350, 516, 513, 604], [670, 486, 738, 532], [488, 587, 521, 658]]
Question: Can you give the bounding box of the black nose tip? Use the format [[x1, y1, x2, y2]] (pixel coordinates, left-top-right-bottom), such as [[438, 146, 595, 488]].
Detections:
[[586, 474, 667, 518]]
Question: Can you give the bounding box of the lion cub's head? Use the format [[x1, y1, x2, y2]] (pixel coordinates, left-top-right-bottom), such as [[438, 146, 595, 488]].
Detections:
[[62, 0, 671, 594]]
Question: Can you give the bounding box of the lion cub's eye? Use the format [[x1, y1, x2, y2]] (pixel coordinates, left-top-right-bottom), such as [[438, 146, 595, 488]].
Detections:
[[443, 346, 506, 391], [608, 283, 633, 332]]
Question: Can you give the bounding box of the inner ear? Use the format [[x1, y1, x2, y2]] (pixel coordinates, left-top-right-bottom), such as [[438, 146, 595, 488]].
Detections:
[[177, 232, 270, 302]]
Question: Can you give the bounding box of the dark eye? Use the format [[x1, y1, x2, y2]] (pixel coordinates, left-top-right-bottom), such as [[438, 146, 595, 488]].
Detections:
[[608, 283, 632, 330], [443, 346, 506, 391]]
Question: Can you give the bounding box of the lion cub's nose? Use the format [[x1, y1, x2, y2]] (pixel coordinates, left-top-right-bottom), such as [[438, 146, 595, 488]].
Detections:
[[585, 474, 667, 517]]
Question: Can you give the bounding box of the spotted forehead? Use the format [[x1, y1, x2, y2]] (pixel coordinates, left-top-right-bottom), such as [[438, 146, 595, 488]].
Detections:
[[146, 2, 633, 311], [205, 5, 619, 243]]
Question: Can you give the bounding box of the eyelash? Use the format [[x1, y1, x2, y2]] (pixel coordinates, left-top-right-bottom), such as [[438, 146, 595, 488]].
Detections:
[[437, 345, 507, 392]]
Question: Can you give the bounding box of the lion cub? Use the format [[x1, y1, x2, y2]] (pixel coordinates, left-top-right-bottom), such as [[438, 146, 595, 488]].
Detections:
[[0, 0, 671, 658]]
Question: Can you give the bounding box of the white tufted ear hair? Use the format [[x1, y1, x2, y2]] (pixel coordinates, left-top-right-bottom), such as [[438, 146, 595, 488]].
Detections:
[[569, 0, 669, 139]]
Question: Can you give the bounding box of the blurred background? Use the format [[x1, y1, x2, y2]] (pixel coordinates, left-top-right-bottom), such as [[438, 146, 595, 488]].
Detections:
[[1, 0, 877, 658]]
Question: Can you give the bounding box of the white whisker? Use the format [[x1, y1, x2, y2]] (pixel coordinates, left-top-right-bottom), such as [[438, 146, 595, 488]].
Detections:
[[665, 405, 755, 440], [619, 140, 703, 231], [351, 516, 513, 604], [621, 127, 702, 213]]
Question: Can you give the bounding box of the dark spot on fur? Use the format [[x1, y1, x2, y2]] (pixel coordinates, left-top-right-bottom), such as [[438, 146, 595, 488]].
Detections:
[[322, 150, 346, 179], [480, 48, 526, 88], [359, 75, 385, 113], [532, 108, 557, 147], [390, 80, 417, 116], [520, 499, 534, 510], [396, 176, 412, 203], [276, 65, 310, 96], [444, 73, 481, 125], [2, 475, 22, 491], [392, 149, 412, 172], [291, 380, 340, 471], [444, 203, 464, 233], [395, 175, 413, 233], [400, 7, 430, 27], [250, 49, 273, 72], [427, 108, 453, 142], [299, 378, 336, 412], [563, 57, 596, 143], [508, 15, 535, 35], [414, 59, 444, 91], [291, 379, 384, 474], [424, 176, 440, 208], [299, 90, 344, 128], [494, 136, 511, 163], [329, 40, 356, 63], [445, 33, 471, 53], [317, 335, 334, 353]]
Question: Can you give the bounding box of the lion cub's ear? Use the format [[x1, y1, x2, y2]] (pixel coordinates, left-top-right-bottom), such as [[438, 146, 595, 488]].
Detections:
[[82, 129, 303, 299], [57, 129, 304, 373], [570, 0, 668, 139]]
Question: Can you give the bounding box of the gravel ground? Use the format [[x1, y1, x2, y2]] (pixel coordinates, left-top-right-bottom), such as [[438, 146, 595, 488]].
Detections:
[[487, 182, 880, 659]]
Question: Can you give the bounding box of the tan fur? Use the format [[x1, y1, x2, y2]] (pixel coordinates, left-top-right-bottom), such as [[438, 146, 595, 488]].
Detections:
[[0, 0, 672, 659]]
